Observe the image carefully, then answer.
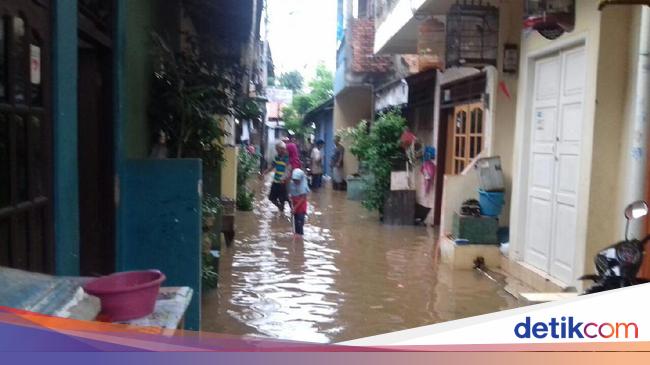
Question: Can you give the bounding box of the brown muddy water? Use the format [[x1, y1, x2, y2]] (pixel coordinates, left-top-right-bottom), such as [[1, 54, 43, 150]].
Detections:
[[202, 180, 521, 343]]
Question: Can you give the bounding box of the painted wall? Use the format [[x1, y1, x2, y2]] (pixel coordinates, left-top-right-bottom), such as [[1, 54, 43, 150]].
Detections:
[[490, 1, 523, 227], [509, 0, 604, 286], [53, 0, 80, 275], [312, 111, 334, 176], [439, 169, 480, 239], [123, 0, 180, 159], [334, 88, 373, 176], [221, 146, 239, 201], [119, 159, 202, 330], [588, 6, 636, 266], [615, 7, 647, 241]]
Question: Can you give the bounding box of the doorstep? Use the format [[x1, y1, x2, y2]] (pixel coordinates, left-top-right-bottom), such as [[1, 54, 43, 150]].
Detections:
[[439, 235, 501, 270], [499, 257, 569, 294]]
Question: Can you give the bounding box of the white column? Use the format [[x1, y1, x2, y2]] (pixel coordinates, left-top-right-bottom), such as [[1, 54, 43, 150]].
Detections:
[[622, 6, 650, 237]]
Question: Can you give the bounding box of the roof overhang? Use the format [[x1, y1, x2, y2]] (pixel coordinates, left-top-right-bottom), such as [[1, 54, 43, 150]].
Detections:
[[374, 0, 455, 55]]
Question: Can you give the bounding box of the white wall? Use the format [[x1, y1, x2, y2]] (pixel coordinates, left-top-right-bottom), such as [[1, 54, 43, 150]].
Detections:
[[615, 7, 648, 241], [439, 169, 480, 239]]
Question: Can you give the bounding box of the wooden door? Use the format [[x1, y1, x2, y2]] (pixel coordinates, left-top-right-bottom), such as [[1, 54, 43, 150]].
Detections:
[[447, 102, 484, 175], [0, 1, 54, 273]]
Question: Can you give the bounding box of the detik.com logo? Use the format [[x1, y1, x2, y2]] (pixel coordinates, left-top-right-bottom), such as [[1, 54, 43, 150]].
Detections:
[[514, 317, 638, 339]]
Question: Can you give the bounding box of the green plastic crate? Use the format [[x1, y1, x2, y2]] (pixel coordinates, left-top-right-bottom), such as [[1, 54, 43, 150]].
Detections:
[[452, 213, 498, 244]]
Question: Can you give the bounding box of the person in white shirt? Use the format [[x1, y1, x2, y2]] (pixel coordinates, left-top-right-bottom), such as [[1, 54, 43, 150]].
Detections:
[[310, 140, 325, 190]]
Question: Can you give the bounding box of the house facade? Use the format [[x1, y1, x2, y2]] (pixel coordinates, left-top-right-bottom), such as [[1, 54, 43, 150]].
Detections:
[[0, 0, 264, 329], [509, 1, 650, 288], [373, 0, 650, 290], [334, 0, 412, 178]]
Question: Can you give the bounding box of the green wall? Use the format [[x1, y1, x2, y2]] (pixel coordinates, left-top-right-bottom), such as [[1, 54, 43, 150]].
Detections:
[[123, 0, 180, 158], [53, 0, 80, 275]]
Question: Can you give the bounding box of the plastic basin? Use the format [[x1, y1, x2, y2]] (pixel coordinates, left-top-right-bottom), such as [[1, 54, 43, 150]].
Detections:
[[478, 189, 505, 217], [83, 270, 166, 321]]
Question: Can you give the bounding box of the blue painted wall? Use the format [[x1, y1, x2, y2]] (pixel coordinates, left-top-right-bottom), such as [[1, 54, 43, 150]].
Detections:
[[118, 159, 202, 330], [334, 42, 347, 96], [312, 110, 334, 177], [53, 0, 80, 275]]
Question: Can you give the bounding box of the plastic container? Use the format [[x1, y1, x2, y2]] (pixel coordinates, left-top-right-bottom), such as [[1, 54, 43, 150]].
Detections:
[[83, 270, 166, 321], [475, 156, 505, 192], [346, 175, 366, 201], [479, 189, 505, 217]]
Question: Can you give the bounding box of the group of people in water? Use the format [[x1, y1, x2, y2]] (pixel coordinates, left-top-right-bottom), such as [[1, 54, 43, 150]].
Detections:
[[260, 136, 345, 238]]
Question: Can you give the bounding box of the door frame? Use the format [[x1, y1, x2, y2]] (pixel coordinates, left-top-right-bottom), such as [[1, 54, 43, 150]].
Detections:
[[510, 34, 593, 286], [77, 1, 116, 276]]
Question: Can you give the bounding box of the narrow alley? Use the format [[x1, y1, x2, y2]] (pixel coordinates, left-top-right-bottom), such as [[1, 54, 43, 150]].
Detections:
[[202, 181, 520, 343]]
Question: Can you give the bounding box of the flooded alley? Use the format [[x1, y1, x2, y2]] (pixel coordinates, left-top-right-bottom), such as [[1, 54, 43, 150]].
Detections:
[[202, 181, 520, 343]]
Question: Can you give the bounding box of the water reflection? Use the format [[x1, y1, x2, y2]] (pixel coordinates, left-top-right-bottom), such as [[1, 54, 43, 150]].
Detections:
[[201, 181, 520, 343]]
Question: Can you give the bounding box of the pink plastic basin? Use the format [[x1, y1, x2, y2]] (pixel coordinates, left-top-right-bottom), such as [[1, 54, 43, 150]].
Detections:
[[83, 270, 166, 321]]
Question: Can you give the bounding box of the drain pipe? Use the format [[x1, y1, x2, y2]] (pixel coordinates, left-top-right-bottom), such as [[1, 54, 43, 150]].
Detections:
[[622, 6, 650, 237]]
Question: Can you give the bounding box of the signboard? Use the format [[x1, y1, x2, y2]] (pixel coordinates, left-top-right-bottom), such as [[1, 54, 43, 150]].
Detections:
[[266, 87, 294, 104]]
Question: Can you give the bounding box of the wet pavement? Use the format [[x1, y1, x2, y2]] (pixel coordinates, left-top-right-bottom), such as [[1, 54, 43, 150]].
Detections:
[[202, 180, 520, 343]]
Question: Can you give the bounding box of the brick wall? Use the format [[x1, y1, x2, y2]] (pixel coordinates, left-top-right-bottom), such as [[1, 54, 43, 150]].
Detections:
[[349, 19, 393, 74]]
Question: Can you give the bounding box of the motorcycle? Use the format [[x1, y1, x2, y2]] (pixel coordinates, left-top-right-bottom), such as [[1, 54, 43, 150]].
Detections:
[[580, 200, 650, 294]]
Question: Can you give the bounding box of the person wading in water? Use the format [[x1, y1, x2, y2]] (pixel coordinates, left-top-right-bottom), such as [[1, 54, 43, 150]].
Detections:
[[260, 141, 292, 213]]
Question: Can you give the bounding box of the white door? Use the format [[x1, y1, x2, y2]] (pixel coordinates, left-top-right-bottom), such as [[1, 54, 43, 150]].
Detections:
[[524, 46, 586, 284]]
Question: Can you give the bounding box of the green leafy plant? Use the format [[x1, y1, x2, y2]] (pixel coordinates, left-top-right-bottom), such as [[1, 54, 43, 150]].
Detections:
[[202, 194, 222, 219], [339, 120, 372, 162], [236, 189, 255, 211], [344, 110, 406, 213], [278, 70, 304, 93], [236, 148, 259, 211], [149, 32, 242, 168], [202, 251, 219, 290]]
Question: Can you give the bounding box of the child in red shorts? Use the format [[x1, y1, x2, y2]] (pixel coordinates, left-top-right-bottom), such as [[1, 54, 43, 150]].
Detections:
[[289, 168, 310, 237]]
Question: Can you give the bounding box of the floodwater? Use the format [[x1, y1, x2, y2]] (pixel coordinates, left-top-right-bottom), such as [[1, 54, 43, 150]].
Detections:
[[201, 179, 520, 343]]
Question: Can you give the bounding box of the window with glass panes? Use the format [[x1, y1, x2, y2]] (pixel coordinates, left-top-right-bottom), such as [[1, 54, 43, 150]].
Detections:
[[451, 102, 483, 174]]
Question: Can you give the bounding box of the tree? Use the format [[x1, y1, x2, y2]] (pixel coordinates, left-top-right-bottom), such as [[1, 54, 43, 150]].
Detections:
[[281, 63, 333, 138], [279, 71, 304, 93], [307, 63, 334, 104]]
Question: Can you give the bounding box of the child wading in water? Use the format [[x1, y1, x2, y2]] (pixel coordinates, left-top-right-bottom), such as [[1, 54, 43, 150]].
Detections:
[[289, 168, 310, 239]]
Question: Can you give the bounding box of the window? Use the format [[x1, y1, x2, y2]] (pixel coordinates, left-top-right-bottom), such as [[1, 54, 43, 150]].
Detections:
[[450, 102, 484, 174]]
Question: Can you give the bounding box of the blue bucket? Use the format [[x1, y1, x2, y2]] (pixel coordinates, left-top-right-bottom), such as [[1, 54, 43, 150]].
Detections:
[[479, 189, 505, 217]]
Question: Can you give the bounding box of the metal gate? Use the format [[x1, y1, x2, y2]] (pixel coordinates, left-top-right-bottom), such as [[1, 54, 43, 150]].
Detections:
[[0, 0, 54, 273]]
